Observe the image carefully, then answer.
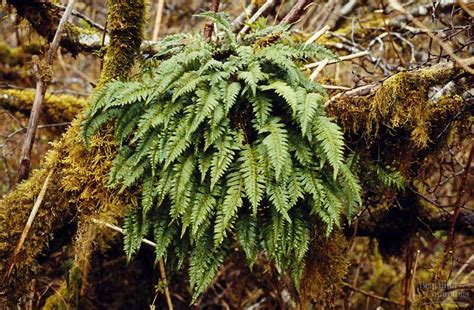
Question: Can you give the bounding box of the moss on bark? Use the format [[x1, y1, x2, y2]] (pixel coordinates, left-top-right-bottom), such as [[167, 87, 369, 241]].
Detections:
[[0, 89, 86, 124], [0, 0, 145, 306]]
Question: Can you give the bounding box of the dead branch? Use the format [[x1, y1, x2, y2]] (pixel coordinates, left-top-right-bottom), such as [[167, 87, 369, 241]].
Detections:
[[279, 0, 313, 25], [18, 0, 75, 181], [0, 89, 85, 124], [2, 169, 53, 282]]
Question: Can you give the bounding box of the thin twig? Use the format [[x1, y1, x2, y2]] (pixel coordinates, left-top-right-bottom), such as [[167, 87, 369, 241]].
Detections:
[[279, 0, 313, 25], [152, 0, 166, 41], [91, 218, 173, 309], [17, 0, 75, 181], [304, 25, 330, 47], [238, 0, 276, 38], [443, 145, 473, 260], [309, 58, 328, 80], [159, 258, 174, 310], [305, 51, 370, 69], [3, 170, 54, 282], [342, 282, 404, 306], [388, 0, 474, 74], [231, 3, 256, 32]]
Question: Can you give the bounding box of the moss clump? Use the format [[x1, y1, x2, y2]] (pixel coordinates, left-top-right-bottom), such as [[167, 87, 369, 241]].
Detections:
[[299, 230, 350, 306], [0, 0, 145, 305], [0, 89, 86, 124], [0, 40, 45, 66], [328, 64, 464, 150], [98, 0, 145, 88]]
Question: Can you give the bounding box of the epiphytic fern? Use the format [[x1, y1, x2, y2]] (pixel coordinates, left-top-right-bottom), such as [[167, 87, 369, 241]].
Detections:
[[81, 12, 360, 301]]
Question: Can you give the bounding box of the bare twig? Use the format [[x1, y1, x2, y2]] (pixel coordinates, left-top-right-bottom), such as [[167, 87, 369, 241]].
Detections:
[[159, 258, 174, 310], [305, 51, 370, 69], [18, 0, 75, 181], [342, 282, 404, 306], [279, 0, 313, 25], [238, 0, 276, 38], [388, 0, 474, 75], [304, 24, 330, 47], [232, 3, 256, 32], [91, 218, 173, 309], [204, 0, 220, 39], [443, 145, 473, 259], [309, 58, 328, 81], [3, 170, 54, 282], [152, 0, 166, 41]]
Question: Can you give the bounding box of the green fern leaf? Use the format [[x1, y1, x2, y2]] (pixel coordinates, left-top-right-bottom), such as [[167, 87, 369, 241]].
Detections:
[[189, 87, 220, 134], [313, 116, 345, 177], [123, 207, 149, 261], [210, 134, 237, 189], [268, 182, 292, 222], [238, 62, 266, 96], [298, 92, 323, 136], [240, 145, 265, 216], [191, 187, 216, 238], [260, 80, 298, 116], [261, 118, 290, 181], [152, 215, 177, 261], [236, 215, 258, 266], [249, 94, 272, 128], [214, 170, 243, 246], [171, 155, 195, 218]]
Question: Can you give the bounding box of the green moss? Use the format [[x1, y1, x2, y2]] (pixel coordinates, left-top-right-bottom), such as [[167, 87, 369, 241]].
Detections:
[[0, 89, 86, 124], [300, 230, 350, 307], [328, 65, 463, 150], [42, 282, 69, 310], [0, 41, 45, 66], [0, 0, 145, 305], [97, 0, 146, 88]]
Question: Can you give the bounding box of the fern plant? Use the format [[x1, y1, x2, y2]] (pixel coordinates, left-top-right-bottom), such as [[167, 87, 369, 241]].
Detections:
[[81, 13, 361, 301]]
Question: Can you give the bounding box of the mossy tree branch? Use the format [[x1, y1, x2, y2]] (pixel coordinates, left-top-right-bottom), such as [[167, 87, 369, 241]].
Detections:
[[0, 88, 85, 124], [7, 0, 105, 55], [0, 0, 145, 306]]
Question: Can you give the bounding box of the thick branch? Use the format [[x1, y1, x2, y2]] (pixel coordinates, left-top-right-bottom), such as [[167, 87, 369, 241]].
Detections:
[[0, 89, 85, 124], [8, 0, 104, 55]]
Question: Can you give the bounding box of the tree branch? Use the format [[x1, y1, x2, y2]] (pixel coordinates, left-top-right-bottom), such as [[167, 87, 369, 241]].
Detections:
[[279, 0, 313, 25], [18, 0, 75, 181]]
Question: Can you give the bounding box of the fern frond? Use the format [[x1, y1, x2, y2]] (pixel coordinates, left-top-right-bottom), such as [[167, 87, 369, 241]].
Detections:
[[260, 80, 298, 116], [236, 215, 258, 267], [297, 92, 324, 136], [249, 94, 272, 128], [313, 115, 345, 177], [190, 237, 226, 302], [171, 155, 195, 218], [240, 145, 265, 216], [339, 163, 362, 215], [261, 118, 290, 181], [123, 207, 149, 261], [191, 187, 216, 238], [238, 62, 266, 96], [214, 170, 243, 246], [268, 182, 291, 222], [152, 215, 177, 261], [189, 87, 220, 134], [141, 174, 155, 215], [210, 134, 237, 189], [171, 70, 205, 102], [223, 82, 241, 113]]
